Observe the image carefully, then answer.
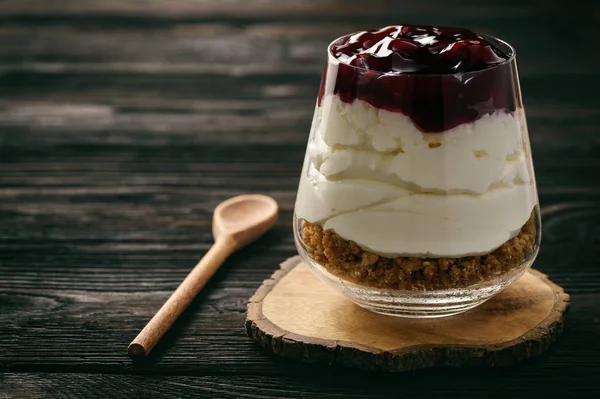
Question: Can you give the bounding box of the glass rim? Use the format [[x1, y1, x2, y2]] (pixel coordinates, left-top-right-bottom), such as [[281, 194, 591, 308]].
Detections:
[[326, 28, 517, 77]]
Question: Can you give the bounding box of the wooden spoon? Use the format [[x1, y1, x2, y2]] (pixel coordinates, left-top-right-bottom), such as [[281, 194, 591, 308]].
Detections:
[[128, 194, 279, 358]]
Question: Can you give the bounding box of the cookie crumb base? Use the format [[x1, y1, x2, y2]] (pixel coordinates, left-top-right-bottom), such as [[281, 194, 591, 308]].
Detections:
[[301, 213, 536, 291]]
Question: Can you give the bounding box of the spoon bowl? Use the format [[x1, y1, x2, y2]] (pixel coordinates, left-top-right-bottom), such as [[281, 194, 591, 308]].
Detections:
[[213, 194, 279, 251]]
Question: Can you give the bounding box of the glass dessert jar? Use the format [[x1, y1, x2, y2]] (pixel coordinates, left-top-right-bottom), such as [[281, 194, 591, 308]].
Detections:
[[293, 25, 541, 318]]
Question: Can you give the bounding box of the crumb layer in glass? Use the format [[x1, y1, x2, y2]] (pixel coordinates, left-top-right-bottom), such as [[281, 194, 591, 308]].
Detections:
[[300, 212, 535, 291]]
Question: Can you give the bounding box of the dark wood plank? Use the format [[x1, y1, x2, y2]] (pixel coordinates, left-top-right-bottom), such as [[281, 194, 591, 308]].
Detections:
[[0, 21, 597, 76], [0, 0, 584, 19], [2, 368, 599, 399], [0, 250, 598, 375]]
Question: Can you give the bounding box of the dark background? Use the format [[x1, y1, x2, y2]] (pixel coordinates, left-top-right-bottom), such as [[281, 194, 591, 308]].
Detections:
[[0, 0, 599, 397]]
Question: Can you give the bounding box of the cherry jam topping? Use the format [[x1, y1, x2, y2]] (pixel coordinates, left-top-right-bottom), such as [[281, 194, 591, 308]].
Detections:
[[332, 25, 509, 74], [318, 25, 520, 133]]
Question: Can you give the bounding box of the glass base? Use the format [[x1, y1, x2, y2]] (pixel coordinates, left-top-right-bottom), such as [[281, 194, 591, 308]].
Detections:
[[293, 209, 540, 318], [300, 250, 534, 319]]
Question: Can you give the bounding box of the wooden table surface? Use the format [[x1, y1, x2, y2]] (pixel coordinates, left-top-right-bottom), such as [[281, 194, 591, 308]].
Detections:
[[1, 1, 599, 398]]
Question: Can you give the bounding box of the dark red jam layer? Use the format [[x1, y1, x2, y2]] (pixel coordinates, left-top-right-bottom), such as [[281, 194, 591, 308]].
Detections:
[[318, 25, 520, 133]]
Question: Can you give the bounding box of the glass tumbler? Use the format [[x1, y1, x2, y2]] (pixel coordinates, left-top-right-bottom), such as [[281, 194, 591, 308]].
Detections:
[[293, 28, 541, 318]]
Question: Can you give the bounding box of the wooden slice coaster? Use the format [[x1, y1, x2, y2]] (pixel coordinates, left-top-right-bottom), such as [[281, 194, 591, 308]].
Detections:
[[246, 256, 569, 372]]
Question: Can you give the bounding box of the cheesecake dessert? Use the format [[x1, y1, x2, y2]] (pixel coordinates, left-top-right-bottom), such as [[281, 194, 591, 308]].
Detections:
[[294, 25, 540, 307]]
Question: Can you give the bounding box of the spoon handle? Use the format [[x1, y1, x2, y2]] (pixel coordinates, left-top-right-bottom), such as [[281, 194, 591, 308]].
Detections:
[[128, 237, 234, 358]]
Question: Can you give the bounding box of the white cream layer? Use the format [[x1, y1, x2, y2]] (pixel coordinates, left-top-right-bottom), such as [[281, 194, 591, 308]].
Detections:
[[295, 95, 538, 258]]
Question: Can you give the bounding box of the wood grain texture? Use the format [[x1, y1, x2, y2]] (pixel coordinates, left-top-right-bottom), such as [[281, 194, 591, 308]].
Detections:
[[0, 0, 599, 397], [246, 257, 569, 371], [2, 370, 598, 399]]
